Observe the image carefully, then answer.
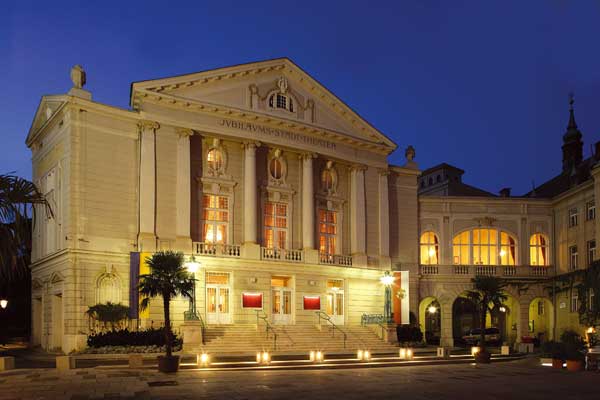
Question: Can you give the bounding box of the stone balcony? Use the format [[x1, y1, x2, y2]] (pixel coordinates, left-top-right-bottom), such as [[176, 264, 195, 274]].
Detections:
[[419, 264, 553, 279]]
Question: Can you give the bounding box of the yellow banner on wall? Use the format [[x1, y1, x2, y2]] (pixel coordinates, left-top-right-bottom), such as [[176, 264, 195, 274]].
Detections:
[[139, 252, 152, 319]]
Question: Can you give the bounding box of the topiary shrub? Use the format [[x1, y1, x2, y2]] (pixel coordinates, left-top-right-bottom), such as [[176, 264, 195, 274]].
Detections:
[[87, 327, 182, 348]]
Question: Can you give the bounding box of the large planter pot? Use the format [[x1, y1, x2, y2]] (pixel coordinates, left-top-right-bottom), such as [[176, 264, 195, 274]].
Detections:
[[552, 359, 564, 369], [474, 351, 492, 364], [158, 355, 180, 373], [566, 359, 583, 372]]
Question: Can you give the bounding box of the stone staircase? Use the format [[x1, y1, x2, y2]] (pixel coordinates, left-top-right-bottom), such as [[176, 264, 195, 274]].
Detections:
[[194, 324, 398, 355]]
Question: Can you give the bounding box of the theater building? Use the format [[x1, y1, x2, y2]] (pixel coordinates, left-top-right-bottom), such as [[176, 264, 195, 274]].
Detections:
[[26, 59, 597, 353]]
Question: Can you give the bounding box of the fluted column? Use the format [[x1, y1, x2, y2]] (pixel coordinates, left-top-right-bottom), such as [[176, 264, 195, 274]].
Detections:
[[138, 120, 159, 252], [243, 142, 258, 244], [302, 153, 316, 249], [378, 170, 390, 259], [350, 165, 366, 256], [175, 128, 193, 252]]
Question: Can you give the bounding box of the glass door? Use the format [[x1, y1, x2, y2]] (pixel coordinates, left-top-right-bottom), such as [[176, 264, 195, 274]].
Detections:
[[206, 272, 231, 324], [326, 280, 344, 325], [271, 276, 293, 325]]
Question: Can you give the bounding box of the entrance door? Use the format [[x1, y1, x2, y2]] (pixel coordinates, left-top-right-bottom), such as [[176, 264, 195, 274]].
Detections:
[[206, 272, 231, 324], [272, 288, 292, 324], [271, 276, 293, 325], [326, 279, 344, 325]]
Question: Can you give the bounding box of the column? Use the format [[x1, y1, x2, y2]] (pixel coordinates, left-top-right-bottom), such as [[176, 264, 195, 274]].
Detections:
[[138, 120, 159, 252], [243, 142, 258, 244], [350, 165, 366, 255], [175, 128, 193, 252], [302, 153, 315, 249], [378, 170, 390, 268], [440, 300, 454, 347]]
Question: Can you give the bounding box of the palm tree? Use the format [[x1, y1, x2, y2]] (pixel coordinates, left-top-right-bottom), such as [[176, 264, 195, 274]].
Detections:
[[0, 173, 50, 281], [138, 251, 194, 370], [464, 275, 508, 361]]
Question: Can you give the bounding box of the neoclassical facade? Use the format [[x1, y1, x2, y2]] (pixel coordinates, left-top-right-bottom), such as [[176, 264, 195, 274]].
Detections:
[[26, 59, 596, 352]]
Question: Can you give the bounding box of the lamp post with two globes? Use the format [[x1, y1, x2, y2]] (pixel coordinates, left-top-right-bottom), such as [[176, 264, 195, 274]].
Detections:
[[184, 256, 201, 321]]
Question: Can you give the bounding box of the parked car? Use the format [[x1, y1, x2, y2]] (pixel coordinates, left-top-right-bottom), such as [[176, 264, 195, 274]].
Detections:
[[462, 328, 501, 345]]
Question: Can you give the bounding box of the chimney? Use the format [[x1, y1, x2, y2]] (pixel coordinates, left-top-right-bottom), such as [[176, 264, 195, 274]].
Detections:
[[499, 188, 511, 197], [595, 141, 600, 160]]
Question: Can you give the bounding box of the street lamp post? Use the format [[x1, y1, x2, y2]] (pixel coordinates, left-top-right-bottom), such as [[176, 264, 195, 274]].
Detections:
[[380, 271, 394, 324], [0, 299, 7, 309], [184, 256, 200, 321]]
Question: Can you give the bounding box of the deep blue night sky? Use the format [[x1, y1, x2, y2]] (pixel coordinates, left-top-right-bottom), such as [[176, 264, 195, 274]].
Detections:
[[2, 1, 599, 195]]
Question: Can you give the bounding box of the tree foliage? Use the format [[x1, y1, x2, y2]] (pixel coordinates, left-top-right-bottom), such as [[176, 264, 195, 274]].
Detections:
[[138, 251, 194, 357], [86, 302, 130, 332], [464, 275, 508, 353], [0, 173, 50, 281]]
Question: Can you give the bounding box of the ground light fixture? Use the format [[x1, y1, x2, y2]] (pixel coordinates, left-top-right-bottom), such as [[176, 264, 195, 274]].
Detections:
[[399, 348, 413, 360], [0, 300, 7, 309], [309, 350, 324, 363], [357, 350, 371, 361], [257, 351, 270, 364], [471, 346, 481, 356], [197, 353, 210, 367]]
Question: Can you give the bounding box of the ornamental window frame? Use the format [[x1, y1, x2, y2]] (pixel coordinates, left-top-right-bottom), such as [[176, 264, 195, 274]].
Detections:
[[569, 245, 579, 270], [267, 148, 287, 186], [587, 200, 596, 221], [263, 201, 289, 250], [420, 231, 440, 265], [569, 208, 578, 227], [201, 194, 231, 245], [266, 76, 298, 116], [451, 228, 518, 266], [95, 270, 122, 305], [321, 160, 338, 195], [205, 138, 228, 177], [529, 233, 550, 266]]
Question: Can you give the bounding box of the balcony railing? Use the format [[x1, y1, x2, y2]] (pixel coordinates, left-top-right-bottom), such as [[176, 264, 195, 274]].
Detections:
[[420, 264, 552, 278], [193, 242, 241, 257], [319, 253, 352, 267], [260, 247, 303, 262]]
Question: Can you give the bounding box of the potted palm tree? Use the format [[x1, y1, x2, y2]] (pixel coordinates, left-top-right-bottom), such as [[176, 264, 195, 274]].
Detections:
[[138, 251, 194, 373], [465, 275, 508, 364], [561, 330, 586, 372]]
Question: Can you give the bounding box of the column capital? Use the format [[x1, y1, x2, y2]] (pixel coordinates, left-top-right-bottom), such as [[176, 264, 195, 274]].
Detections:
[[137, 120, 160, 131], [241, 141, 261, 150], [377, 168, 390, 176], [175, 127, 194, 138], [350, 164, 368, 173], [299, 152, 317, 161]]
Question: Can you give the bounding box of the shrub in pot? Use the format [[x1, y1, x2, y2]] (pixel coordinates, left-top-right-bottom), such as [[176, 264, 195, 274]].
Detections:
[[561, 330, 586, 372], [549, 341, 566, 369], [138, 251, 194, 373]]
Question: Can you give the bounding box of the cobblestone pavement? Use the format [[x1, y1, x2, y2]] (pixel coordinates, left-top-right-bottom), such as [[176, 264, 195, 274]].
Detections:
[[0, 358, 597, 400]]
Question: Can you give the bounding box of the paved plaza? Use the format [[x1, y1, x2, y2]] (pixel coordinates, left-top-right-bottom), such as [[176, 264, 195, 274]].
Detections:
[[0, 358, 598, 400]]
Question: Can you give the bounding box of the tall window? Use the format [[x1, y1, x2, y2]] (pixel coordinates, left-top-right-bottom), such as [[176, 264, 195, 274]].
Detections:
[[452, 231, 470, 265], [530, 234, 549, 266], [203, 195, 228, 243], [571, 290, 579, 313], [452, 229, 516, 265], [569, 245, 578, 270], [569, 208, 578, 227], [587, 201, 596, 221], [264, 202, 288, 249], [587, 240, 596, 266], [420, 232, 439, 265], [319, 209, 337, 255]]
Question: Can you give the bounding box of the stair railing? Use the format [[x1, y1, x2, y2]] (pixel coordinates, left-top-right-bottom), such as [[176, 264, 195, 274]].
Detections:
[[315, 311, 347, 348], [255, 310, 278, 350]]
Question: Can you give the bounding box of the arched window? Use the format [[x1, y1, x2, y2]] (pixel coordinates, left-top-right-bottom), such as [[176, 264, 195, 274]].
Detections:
[[530, 233, 549, 266], [420, 232, 439, 265], [97, 274, 121, 304], [269, 158, 283, 180], [452, 229, 517, 265], [268, 93, 295, 113], [207, 148, 224, 173]]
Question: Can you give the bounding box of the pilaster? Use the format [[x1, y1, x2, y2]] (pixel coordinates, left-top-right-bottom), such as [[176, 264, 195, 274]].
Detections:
[[137, 120, 159, 252], [350, 165, 367, 257], [242, 141, 260, 244], [378, 169, 390, 261], [301, 152, 316, 250], [175, 128, 193, 253]]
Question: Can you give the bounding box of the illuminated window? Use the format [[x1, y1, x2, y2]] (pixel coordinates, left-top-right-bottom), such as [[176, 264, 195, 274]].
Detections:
[[319, 209, 337, 256], [529, 234, 549, 266], [587, 201, 596, 221], [264, 202, 288, 249], [537, 300, 545, 316], [207, 148, 224, 174], [569, 208, 578, 227], [202, 195, 228, 244], [420, 232, 439, 265], [452, 231, 470, 265], [453, 229, 516, 265], [569, 245, 578, 270]]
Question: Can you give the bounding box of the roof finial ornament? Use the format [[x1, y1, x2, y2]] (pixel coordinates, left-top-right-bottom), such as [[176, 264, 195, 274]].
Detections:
[[567, 91, 577, 130]]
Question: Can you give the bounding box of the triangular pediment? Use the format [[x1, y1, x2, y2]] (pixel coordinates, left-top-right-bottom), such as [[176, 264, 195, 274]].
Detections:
[[131, 58, 396, 152], [26, 95, 68, 147]]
